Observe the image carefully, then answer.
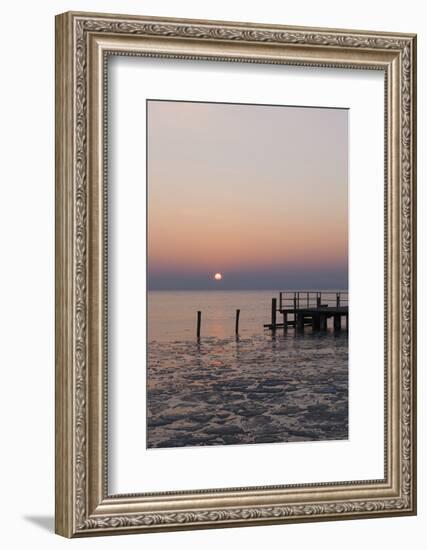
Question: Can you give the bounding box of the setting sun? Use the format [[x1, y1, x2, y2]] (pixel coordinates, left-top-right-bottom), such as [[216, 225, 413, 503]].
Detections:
[[214, 273, 222, 281]]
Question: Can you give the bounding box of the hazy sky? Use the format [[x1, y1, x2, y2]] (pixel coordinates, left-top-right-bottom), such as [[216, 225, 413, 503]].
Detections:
[[147, 100, 348, 290]]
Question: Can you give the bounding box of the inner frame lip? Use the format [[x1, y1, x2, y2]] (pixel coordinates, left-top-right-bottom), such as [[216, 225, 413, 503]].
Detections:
[[101, 49, 390, 501]]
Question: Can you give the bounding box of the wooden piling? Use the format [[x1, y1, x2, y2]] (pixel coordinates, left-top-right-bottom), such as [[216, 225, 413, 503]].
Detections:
[[235, 309, 240, 335], [271, 298, 277, 329], [320, 313, 327, 330], [312, 313, 320, 330], [197, 310, 201, 338], [333, 314, 342, 331], [296, 312, 304, 331], [282, 311, 288, 331]]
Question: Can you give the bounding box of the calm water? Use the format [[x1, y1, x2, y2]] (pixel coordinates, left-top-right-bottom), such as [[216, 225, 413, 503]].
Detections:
[[147, 290, 348, 449]]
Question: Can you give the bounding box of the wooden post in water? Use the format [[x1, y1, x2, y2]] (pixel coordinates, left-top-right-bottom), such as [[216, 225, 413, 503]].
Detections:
[[271, 298, 277, 329], [282, 311, 288, 332], [197, 310, 201, 338], [312, 313, 320, 330], [333, 314, 342, 331], [320, 313, 327, 331], [235, 309, 240, 335]]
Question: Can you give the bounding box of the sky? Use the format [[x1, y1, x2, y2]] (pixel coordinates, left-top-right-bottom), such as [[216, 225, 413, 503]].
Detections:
[[147, 100, 348, 291]]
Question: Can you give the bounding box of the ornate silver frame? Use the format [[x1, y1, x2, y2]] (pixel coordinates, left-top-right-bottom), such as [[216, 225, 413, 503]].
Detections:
[[55, 11, 417, 537]]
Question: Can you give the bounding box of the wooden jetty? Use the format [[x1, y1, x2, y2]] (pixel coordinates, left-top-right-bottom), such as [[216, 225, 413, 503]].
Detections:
[[264, 291, 348, 332]]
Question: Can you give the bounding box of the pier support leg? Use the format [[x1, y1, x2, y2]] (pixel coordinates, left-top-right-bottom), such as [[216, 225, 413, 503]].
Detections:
[[333, 314, 342, 331], [296, 313, 304, 332], [271, 298, 277, 330], [320, 314, 327, 331], [282, 311, 288, 332], [312, 314, 320, 331]]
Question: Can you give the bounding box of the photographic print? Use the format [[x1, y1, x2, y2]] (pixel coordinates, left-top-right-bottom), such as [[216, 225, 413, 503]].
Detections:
[[147, 99, 349, 449]]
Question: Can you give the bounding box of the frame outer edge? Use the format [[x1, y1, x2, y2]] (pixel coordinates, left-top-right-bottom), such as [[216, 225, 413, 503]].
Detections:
[[62, 10, 417, 40], [54, 10, 417, 537], [410, 34, 417, 514], [55, 12, 75, 538]]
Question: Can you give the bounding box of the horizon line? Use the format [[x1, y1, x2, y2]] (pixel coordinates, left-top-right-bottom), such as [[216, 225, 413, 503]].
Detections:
[[147, 288, 349, 292]]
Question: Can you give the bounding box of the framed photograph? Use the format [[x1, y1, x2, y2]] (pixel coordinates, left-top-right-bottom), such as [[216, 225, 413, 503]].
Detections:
[[55, 11, 417, 537]]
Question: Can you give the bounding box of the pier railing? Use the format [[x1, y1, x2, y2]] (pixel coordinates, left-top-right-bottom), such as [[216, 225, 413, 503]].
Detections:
[[279, 291, 348, 312]]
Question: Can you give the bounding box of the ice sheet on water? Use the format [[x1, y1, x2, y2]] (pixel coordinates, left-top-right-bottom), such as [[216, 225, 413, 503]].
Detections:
[[147, 332, 348, 449]]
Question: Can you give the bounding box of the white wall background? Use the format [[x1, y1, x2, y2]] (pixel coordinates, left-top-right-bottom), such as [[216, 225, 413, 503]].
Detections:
[[0, 1, 424, 548]]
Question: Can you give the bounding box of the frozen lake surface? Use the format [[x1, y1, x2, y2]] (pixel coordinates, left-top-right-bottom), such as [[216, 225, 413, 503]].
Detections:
[[147, 303, 348, 448]]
